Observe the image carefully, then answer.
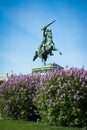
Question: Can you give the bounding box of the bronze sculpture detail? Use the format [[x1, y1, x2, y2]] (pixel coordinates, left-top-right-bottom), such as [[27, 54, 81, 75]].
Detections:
[[33, 20, 62, 65]]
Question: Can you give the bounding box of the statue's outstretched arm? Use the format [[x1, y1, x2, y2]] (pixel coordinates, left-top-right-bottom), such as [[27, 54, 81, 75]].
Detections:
[[41, 20, 56, 37], [43, 27, 47, 37], [41, 20, 56, 30], [57, 48, 62, 55]]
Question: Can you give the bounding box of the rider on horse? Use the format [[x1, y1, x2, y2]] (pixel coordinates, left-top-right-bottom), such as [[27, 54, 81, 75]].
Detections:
[[33, 20, 62, 65], [38, 27, 54, 56]]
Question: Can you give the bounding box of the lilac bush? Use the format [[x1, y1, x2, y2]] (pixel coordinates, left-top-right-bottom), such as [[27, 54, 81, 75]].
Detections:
[[0, 67, 87, 127], [0, 74, 40, 121], [34, 67, 87, 127]]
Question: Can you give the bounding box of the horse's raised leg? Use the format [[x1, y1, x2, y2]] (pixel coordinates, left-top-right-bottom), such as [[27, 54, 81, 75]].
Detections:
[[33, 51, 38, 61]]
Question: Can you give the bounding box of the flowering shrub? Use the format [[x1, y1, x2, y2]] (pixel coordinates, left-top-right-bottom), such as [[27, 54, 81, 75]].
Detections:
[[0, 74, 40, 121], [34, 67, 87, 127], [0, 67, 87, 127]]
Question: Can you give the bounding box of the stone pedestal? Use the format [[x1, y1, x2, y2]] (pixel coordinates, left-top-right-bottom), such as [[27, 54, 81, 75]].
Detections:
[[32, 63, 63, 74]]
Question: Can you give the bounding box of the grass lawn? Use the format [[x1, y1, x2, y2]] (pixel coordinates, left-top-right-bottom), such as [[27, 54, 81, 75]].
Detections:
[[0, 120, 82, 130]]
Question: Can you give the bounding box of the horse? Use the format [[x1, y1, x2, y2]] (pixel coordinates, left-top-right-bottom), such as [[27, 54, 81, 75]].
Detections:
[[33, 44, 55, 65], [33, 29, 62, 65]]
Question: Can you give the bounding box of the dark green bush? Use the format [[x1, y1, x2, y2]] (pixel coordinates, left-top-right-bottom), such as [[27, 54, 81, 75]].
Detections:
[[0, 80, 3, 85]]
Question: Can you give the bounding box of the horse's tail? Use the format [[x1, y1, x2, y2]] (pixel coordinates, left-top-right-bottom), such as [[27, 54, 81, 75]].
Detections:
[[33, 51, 38, 61], [56, 48, 62, 55]]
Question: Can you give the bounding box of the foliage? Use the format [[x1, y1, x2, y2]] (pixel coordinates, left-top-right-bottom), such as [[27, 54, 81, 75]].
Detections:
[[0, 74, 40, 121], [0, 80, 3, 85], [34, 67, 87, 127], [0, 67, 87, 127]]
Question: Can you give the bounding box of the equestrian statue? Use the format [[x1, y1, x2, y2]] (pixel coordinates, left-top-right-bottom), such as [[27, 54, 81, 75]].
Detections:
[[33, 20, 62, 65]]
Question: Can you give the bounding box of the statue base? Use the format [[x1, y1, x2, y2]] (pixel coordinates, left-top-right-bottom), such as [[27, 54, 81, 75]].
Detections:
[[32, 63, 63, 74]]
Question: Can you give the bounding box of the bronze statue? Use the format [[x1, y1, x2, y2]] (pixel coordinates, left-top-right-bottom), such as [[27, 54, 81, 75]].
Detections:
[[33, 20, 62, 65]]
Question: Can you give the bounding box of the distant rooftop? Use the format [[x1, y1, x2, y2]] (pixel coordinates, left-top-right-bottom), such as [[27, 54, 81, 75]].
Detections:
[[0, 73, 10, 81]]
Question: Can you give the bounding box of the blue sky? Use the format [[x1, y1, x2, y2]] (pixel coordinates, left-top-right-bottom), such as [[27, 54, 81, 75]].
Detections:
[[0, 0, 87, 74]]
